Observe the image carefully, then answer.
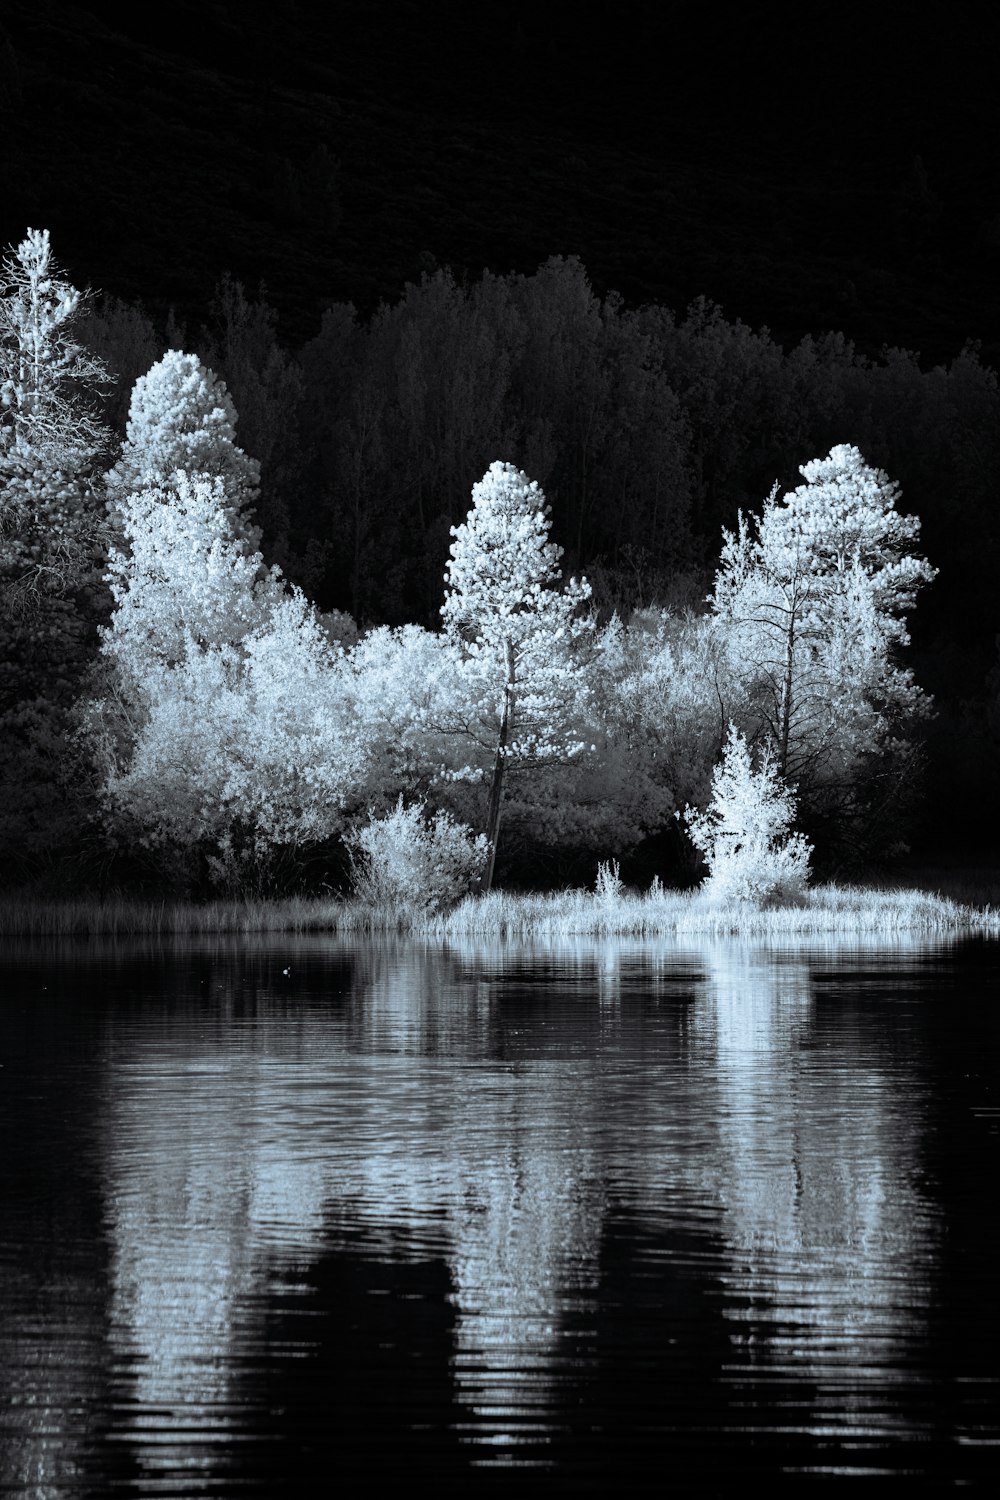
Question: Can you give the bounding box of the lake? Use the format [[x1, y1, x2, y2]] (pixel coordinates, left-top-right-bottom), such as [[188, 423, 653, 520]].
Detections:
[[2, 932, 999, 1494]]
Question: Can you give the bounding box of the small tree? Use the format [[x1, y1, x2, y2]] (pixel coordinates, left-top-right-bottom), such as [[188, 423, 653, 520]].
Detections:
[[441, 461, 592, 891], [686, 723, 812, 905]]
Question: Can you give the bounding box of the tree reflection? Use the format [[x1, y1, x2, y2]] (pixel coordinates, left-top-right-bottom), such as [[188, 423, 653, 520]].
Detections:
[[88, 932, 947, 1479], [686, 938, 940, 1444]]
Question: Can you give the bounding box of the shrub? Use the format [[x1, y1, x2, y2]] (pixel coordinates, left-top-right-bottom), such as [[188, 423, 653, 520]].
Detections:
[[594, 858, 623, 901], [686, 724, 812, 905], [346, 797, 488, 912]]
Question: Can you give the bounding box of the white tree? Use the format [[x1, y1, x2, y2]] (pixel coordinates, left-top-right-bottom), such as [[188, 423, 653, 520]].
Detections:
[[710, 444, 935, 836], [101, 473, 280, 688], [686, 723, 812, 905], [0, 229, 113, 862], [106, 350, 260, 523], [89, 474, 360, 885], [0, 227, 110, 458], [441, 461, 592, 890], [0, 227, 112, 616]]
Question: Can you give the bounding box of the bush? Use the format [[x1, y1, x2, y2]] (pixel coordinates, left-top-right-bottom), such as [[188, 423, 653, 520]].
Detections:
[[686, 724, 812, 905], [346, 797, 488, 912], [594, 858, 623, 901]]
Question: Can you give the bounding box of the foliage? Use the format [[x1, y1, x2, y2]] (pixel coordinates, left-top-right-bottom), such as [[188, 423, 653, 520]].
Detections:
[[686, 723, 812, 905], [101, 472, 281, 688], [346, 797, 487, 912], [0, 227, 111, 457], [0, 229, 113, 869], [442, 459, 593, 886], [710, 444, 935, 852], [594, 858, 623, 901], [106, 349, 260, 521], [89, 473, 359, 887]]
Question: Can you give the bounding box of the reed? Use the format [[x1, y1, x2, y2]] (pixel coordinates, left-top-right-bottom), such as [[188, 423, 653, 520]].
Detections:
[[1, 882, 997, 940]]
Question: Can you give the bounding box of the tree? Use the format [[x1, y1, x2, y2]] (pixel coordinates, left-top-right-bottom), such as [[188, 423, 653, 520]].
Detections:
[[0, 227, 110, 457], [100, 472, 281, 690], [686, 723, 812, 905], [0, 228, 112, 623], [441, 460, 592, 890], [106, 350, 260, 521], [89, 472, 359, 887], [710, 444, 935, 851], [0, 228, 113, 869]]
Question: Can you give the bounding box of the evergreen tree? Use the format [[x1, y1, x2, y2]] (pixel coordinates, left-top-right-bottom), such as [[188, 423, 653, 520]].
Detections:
[[0, 227, 110, 457], [107, 350, 260, 523], [710, 445, 935, 855], [442, 460, 592, 890], [0, 228, 113, 873]]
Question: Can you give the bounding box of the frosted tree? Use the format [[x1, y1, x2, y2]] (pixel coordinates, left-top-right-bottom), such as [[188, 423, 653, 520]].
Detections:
[[442, 460, 592, 891], [0, 227, 113, 619], [107, 350, 260, 522], [711, 444, 935, 840], [89, 473, 359, 886], [101, 352, 265, 687], [0, 227, 110, 457], [686, 723, 812, 905], [0, 229, 113, 861], [101, 473, 281, 689]]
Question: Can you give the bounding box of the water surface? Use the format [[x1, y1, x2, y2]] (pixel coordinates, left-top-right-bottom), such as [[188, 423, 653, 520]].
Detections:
[[2, 933, 999, 1492]]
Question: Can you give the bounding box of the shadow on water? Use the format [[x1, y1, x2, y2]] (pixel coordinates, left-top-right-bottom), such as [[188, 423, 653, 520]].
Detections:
[[2, 931, 1000, 1492]]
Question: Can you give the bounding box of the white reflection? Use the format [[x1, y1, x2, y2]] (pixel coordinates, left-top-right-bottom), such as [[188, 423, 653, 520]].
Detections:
[[97, 931, 945, 1477], [686, 938, 939, 1435]]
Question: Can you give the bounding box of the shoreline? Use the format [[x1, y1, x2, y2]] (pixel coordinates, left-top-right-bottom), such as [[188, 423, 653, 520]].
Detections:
[[1, 883, 998, 941]]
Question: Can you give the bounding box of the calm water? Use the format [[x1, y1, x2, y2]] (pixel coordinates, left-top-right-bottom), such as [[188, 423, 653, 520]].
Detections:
[[2, 932, 1000, 1494]]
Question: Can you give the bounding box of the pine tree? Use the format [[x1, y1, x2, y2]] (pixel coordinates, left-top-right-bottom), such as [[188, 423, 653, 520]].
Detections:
[[0, 228, 113, 871], [710, 445, 935, 850], [107, 350, 260, 525], [0, 227, 110, 457], [442, 460, 592, 890]]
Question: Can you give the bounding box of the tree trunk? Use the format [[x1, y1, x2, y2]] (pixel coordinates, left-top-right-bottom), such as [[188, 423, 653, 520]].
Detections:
[[481, 638, 515, 894], [778, 600, 796, 781]]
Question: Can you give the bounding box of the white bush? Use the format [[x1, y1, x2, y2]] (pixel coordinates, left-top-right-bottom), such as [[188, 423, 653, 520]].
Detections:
[[686, 724, 812, 905], [346, 798, 488, 913], [594, 858, 623, 902]]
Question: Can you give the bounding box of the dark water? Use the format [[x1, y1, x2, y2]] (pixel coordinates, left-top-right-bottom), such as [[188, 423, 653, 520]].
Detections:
[[2, 933, 1000, 1494]]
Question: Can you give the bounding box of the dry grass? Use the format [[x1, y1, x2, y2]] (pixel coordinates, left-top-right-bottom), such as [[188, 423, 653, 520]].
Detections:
[[1, 881, 996, 941]]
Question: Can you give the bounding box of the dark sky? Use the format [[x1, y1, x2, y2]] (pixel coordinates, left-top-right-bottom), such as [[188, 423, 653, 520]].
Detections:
[[3, 0, 1000, 360]]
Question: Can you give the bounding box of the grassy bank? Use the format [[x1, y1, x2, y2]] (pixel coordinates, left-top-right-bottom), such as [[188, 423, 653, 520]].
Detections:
[[1, 883, 997, 940]]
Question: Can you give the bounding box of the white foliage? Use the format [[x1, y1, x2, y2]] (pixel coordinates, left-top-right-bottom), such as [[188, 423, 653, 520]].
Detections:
[[92, 473, 359, 875], [711, 444, 935, 798], [594, 858, 623, 901], [342, 623, 474, 807], [686, 724, 812, 905], [95, 594, 361, 869], [440, 461, 597, 885], [0, 227, 110, 456], [442, 461, 592, 748], [107, 350, 260, 517], [346, 797, 488, 912], [442, 459, 591, 650], [102, 473, 282, 686]]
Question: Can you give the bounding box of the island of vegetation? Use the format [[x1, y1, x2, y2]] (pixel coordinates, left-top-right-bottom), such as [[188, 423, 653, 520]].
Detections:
[[1, 229, 998, 940]]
